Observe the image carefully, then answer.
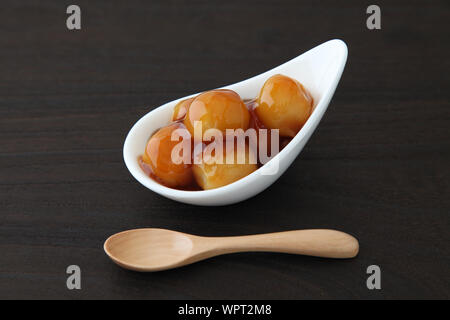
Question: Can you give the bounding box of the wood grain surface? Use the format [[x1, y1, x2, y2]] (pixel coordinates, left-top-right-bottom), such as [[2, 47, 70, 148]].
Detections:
[[0, 0, 449, 299]]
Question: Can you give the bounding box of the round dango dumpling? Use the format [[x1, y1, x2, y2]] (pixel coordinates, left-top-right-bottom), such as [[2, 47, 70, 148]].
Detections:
[[192, 142, 257, 190], [172, 97, 195, 121], [142, 123, 193, 188], [184, 89, 250, 140], [255, 74, 313, 137]]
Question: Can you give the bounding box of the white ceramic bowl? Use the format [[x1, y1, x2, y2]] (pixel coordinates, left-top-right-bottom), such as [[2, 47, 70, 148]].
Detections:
[[123, 39, 348, 206]]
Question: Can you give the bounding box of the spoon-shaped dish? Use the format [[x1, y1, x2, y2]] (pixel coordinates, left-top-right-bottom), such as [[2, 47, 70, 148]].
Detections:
[[104, 228, 359, 272], [123, 39, 348, 205]]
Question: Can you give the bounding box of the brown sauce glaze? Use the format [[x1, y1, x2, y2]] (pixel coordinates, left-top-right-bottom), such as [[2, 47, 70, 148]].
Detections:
[[139, 156, 203, 191], [139, 99, 291, 191], [139, 74, 312, 191]]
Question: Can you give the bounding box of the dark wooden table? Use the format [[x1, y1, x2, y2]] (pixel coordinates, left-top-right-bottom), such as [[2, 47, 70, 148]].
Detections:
[[0, 0, 449, 299]]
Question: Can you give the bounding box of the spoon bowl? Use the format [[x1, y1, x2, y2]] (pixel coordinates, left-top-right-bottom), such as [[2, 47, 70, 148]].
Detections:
[[104, 229, 194, 271], [123, 39, 348, 205], [104, 228, 359, 272]]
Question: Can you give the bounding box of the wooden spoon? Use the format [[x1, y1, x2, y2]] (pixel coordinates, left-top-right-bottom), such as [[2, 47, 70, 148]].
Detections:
[[104, 228, 359, 272]]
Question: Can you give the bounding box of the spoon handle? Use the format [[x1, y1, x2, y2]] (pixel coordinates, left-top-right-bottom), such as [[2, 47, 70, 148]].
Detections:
[[205, 229, 359, 259]]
